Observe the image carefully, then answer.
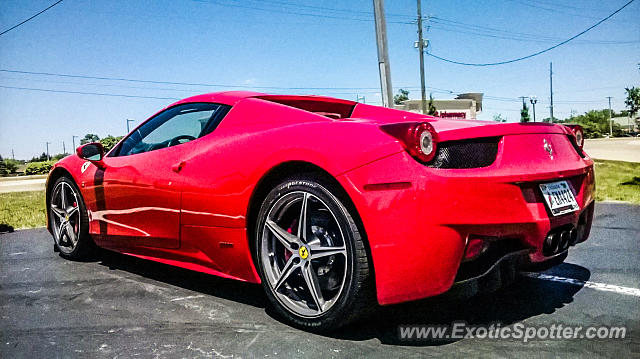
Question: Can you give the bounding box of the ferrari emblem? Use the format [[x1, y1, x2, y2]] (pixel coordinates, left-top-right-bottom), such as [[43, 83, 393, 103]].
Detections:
[[298, 246, 309, 259], [543, 139, 553, 159]]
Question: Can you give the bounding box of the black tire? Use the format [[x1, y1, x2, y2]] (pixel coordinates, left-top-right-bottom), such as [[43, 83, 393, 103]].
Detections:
[[48, 176, 96, 260], [254, 175, 373, 331]]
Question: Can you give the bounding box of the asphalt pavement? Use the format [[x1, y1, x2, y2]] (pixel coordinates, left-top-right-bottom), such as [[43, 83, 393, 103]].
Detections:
[[1, 203, 638, 358]]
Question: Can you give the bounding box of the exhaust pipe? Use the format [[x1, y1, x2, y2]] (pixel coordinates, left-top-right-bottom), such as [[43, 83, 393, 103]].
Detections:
[[559, 230, 570, 251], [544, 232, 560, 256], [569, 227, 578, 246]]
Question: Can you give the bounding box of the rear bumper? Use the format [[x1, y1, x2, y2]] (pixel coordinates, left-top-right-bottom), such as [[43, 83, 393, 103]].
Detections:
[[445, 248, 569, 300], [338, 149, 595, 305]]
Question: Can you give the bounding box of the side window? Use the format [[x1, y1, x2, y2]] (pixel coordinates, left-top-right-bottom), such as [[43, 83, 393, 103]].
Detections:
[[116, 103, 228, 157]]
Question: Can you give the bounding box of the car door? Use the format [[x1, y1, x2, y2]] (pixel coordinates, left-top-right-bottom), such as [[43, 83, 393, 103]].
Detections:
[[90, 103, 229, 249]]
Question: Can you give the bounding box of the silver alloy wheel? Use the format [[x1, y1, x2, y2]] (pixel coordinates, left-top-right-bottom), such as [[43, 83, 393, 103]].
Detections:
[[50, 181, 81, 254], [260, 191, 349, 318]]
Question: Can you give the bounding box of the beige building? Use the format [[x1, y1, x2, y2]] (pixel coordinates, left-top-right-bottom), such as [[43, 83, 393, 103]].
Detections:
[[612, 116, 639, 132], [395, 93, 483, 120]]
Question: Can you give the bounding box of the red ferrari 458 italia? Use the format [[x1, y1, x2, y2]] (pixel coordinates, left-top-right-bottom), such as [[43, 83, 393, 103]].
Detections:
[[46, 91, 594, 330]]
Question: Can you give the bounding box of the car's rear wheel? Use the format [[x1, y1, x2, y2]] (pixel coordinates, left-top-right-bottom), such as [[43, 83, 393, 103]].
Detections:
[[49, 176, 95, 260], [255, 176, 372, 331]]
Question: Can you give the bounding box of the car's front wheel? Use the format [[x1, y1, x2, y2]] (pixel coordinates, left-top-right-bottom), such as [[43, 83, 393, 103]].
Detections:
[[255, 176, 373, 331], [49, 176, 95, 260]]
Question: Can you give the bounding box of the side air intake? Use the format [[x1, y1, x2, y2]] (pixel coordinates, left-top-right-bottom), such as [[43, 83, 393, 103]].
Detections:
[[428, 137, 500, 169]]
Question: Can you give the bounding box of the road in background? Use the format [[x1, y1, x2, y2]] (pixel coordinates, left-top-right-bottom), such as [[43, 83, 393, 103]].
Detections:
[[584, 137, 640, 163], [0, 175, 46, 193], [1, 203, 639, 358]]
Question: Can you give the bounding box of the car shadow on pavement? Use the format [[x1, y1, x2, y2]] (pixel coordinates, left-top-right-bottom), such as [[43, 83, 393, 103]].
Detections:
[[92, 249, 590, 346], [329, 262, 591, 346], [96, 249, 267, 308]]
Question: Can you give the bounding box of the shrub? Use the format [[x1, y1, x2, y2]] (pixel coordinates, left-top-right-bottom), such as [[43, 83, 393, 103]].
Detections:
[[25, 161, 55, 175]]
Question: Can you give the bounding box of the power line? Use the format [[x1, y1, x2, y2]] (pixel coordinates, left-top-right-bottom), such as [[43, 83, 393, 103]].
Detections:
[[0, 85, 179, 100], [427, 0, 636, 66], [0, 83, 615, 106], [0, 0, 64, 37], [242, 0, 415, 20], [509, 0, 612, 13], [429, 17, 638, 45], [506, 0, 619, 21], [1, 68, 463, 94], [0, 69, 386, 90], [0, 70, 620, 105], [192, 0, 414, 25]]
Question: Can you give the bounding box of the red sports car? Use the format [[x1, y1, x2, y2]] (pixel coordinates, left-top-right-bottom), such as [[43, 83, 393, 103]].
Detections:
[[46, 92, 594, 330]]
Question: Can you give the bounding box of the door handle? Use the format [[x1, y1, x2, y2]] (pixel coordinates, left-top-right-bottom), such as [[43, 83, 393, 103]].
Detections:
[[172, 161, 186, 173]]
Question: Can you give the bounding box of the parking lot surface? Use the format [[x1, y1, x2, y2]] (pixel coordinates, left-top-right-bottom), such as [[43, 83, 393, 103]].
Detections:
[[1, 203, 638, 358]]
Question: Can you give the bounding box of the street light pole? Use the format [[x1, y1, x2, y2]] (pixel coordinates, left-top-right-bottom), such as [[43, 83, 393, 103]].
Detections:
[[45, 142, 51, 160], [126, 119, 135, 133], [530, 96, 538, 122], [72, 135, 78, 151]]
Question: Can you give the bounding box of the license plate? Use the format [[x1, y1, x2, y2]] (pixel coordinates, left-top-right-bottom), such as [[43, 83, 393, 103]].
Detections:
[[539, 180, 580, 216]]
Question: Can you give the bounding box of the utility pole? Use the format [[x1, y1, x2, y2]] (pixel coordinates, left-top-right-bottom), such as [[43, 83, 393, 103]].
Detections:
[[127, 118, 135, 133], [549, 62, 554, 122], [11, 149, 15, 160], [519, 96, 528, 107], [45, 142, 50, 160], [72, 135, 78, 151], [417, 0, 427, 114], [607, 96, 613, 137], [63, 141, 66, 155], [373, 0, 393, 108]]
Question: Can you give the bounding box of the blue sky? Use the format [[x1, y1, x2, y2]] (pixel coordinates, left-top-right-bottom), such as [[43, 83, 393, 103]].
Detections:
[[0, 0, 638, 159]]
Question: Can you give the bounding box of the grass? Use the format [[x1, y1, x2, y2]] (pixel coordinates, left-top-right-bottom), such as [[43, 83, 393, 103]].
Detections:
[[0, 160, 638, 230], [0, 190, 46, 230], [593, 159, 640, 204]]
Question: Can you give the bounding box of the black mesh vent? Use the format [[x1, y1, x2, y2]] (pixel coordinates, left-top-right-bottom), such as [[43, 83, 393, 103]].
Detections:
[[428, 137, 500, 169]]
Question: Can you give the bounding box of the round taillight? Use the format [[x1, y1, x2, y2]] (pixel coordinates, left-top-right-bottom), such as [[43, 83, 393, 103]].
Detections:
[[412, 123, 438, 163], [380, 122, 439, 164], [575, 129, 584, 148], [419, 130, 434, 157]]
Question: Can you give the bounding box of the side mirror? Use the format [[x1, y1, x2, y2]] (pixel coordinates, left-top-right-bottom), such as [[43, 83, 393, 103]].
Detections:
[[76, 142, 106, 168]]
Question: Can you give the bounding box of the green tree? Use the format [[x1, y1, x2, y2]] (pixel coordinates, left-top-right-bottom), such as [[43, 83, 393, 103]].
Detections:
[[625, 87, 640, 119], [4, 159, 19, 174], [571, 109, 625, 138], [30, 152, 48, 162], [493, 114, 507, 122], [52, 153, 68, 161], [100, 135, 124, 152], [0, 155, 6, 176], [393, 89, 409, 105], [0, 156, 18, 176], [80, 133, 100, 145], [427, 93, 437, 116], [520, 102, 531, 123]]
